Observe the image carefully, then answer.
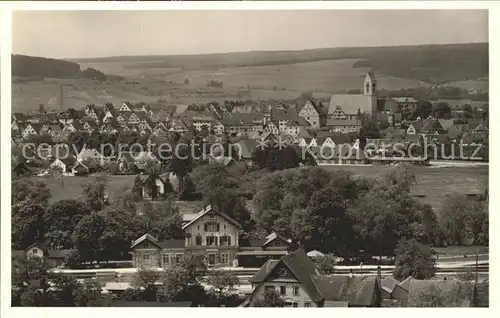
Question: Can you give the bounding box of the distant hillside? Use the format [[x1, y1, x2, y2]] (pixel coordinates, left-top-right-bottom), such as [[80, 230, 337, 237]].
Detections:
[[72, 43, 488, 84], [12, 54, 81, 78], [12, 54, 123, 81]]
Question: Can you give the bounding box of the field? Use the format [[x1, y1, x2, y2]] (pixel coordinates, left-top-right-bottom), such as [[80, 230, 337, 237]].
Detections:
[[443, 79, 489, 91], [322, 165, 488, 212], [37, 165, 487, 214], [13, 59, 430, 113]]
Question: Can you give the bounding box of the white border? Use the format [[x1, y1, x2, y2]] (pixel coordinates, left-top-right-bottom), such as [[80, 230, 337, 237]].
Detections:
[[0, 1, 497, 317]]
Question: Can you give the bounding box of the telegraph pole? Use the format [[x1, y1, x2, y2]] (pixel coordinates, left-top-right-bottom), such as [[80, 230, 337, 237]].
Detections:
[[475, 249, 479, 284]]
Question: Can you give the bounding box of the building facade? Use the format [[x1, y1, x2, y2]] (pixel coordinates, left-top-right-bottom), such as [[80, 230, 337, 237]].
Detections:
[[130, 205, 290, 269]]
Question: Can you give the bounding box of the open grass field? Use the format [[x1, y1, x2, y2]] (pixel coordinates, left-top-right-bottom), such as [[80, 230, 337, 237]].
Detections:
[[322, 165, 488, 213], [443, 79, 489, 91], [13, 59, 430, 113], [37, 165, 487, 215]]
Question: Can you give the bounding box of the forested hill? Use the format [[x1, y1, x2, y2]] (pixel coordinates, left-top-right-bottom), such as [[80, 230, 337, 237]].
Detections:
[[12, 54, 121, 81], [12, 54, 81, 78], [72, 42, 488, 84]]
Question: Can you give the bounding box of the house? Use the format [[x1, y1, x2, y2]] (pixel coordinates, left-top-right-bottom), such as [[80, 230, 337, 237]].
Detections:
[[325, 119, 362, 134], [328, 72, 378, 117], [63, 121, 84, 133], [131, 205, 242, 268], [178, 111, 215, 132], [77, 148, 104, 163], [50, 157, 77, 174], [136, 174, 174, 200], [18, 243, 75, 268], [119, 151, 159, 172], [21, 123, 43, 138], [119, 102, 134, 112], [235, 139, 259, 162], [392, 97, 418, 112], [169, 118, 189, 134], [406, 118, 445, 136], [131, 205, 289, 269], [244, 248, 381, 307], [72, 161, 90, 176], [298, 100, 321, 129]]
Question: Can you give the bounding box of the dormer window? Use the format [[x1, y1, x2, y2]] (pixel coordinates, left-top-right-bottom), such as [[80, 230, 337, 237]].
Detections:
[[32, 248, 38, 254]]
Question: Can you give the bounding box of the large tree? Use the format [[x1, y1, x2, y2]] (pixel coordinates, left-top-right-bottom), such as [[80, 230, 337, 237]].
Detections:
[[72, 212, 107, 263], [81, 175, 108, 212], [43, 199, 92, 249], [12, 202, 46, 249], [169, 144, 194, 193], [205, 271, 240, 298], [393, 238, 436, 280]]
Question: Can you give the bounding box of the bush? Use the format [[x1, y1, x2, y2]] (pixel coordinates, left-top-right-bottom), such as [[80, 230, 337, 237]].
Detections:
[[121, 288, 143, 301]]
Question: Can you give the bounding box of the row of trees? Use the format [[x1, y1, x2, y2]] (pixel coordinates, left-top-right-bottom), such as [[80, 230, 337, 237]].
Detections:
[[252, 164, 487, 260], [127, 257, 240, 306], [12, 255, 111, 306]]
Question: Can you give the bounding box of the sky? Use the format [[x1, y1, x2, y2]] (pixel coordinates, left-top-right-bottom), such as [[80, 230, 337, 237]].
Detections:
[[12, 10, 488, 59]]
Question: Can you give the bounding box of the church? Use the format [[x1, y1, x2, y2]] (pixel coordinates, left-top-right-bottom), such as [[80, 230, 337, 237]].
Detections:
[[328, 72, 378, 117], [326, 72, 402, 131]]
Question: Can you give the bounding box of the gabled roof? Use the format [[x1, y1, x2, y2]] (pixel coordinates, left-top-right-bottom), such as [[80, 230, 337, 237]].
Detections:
[[280, 248, 323, 302], [328, 94, 373, 115], [313, 275, 379, 307], [249, 248, 323, 302], [263, 232, 292, 246], [130, 233, 161, 249], [181, 205, 242, 230], [248, 259, 280, 283]]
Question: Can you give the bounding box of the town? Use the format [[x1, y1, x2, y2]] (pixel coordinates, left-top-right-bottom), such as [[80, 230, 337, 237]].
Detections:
[[9, 9, 489, 309], [11, 71, 489, 307]]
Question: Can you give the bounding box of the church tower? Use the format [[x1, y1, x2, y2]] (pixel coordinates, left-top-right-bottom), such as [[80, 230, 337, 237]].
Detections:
[[363, 72, 377, 96]]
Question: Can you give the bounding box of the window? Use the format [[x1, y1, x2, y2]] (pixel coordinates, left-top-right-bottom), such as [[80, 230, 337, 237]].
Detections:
[[293, 286, 299, 296], [205, 222, 219, 232], [208, 253, 216, 265], [32, 248, 38, 254], [221, 253, 229, 264], [292, 303, 298, 308], [175, 254, 183, 264], [280, 286, 286, 295], [304, 302, 311, 308], [206, 236, 217, 246], [278, 268, 288, 277], [223, 224, 226, 230], [285, 302, 293, 308], [163, 254, 170, 266], [208, 213, 216, 219], [195, 235, 202, 246], [220, 235, 231, 246], [143, 255, 150, 261]]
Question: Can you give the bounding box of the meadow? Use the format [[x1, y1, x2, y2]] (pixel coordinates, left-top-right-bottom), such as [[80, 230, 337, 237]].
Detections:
[[37, 165, 488, 215], [13, 59, 429, 113]]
